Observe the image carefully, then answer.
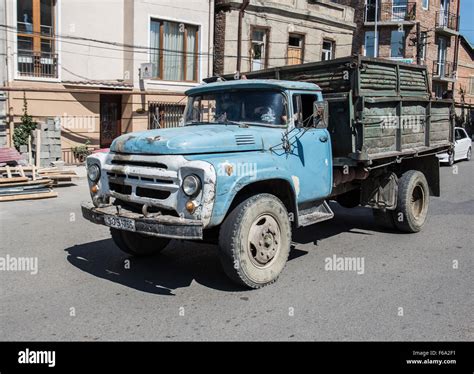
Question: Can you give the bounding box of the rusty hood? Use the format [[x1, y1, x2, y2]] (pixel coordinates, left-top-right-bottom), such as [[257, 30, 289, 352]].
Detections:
[[110, 124, 268, 155]]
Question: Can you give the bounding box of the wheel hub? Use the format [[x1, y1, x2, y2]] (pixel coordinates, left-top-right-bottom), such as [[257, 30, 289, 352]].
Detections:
[[248, 215, 281, 267]]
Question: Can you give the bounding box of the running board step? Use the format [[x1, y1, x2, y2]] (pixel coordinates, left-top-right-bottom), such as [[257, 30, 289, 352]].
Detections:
[[298, 201, 334, 227]]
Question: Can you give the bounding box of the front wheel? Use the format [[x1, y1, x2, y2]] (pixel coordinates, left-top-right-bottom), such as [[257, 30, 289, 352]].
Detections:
[[392, 170, 430, 233], [218, 194, 292, 289], [466, 147, 471, 161], [110, 228, 170, 256]]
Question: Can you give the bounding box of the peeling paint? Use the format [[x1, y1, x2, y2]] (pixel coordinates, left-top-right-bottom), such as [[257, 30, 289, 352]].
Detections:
[[292, 175, 300, 196]]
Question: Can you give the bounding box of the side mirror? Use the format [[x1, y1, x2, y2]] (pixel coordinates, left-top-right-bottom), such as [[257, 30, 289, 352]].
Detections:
[[314, 101, 329, 129]]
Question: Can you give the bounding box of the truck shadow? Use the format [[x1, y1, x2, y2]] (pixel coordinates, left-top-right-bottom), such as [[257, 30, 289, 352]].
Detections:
[[64, 204, 383, 295], [64, 239, 308, 295]]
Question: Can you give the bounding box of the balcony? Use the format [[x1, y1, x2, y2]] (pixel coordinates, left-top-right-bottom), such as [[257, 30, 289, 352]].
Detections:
[[432, 60, 456, 82], [364, 2, 416, 26], [17, 50, 58, 79], [435, 11, 459, 36]]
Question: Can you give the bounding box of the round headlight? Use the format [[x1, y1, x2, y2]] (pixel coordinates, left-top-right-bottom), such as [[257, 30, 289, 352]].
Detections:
[[87, 164, 101, 182], [182, 174, 201, 196]]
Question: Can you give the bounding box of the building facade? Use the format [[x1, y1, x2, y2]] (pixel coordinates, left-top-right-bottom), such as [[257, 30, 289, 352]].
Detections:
[[1, 0, 214, 162], [454, 35, 474, 134], [339, 0, 460, 99], [214, 0, 356, 75], [0, 2, 7, 147]]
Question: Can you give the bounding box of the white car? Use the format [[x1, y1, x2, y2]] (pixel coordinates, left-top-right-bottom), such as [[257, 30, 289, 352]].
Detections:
[[437, 127, 472, 166]]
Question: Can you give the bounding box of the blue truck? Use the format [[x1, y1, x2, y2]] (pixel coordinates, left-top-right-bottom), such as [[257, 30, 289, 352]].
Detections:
[[82, 57, 453, 288]]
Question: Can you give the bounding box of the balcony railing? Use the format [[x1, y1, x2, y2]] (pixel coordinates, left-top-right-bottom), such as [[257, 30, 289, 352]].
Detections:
[[435, 11, 459, 32], [17, 50, 58, 79], [433, 60, 455, 80], [364, 2, 416, 23]]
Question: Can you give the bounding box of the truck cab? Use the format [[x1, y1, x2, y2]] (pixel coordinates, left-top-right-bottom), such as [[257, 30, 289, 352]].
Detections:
[[82, 80, 334, 288]]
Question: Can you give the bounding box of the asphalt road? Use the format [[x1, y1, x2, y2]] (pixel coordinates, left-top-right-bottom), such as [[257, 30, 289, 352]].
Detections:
[[1, 162, 473, 341]]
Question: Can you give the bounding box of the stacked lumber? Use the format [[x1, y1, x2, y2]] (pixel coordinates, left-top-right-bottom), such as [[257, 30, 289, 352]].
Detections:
[[0, 165, 78, 185], [0, 174, 57, 202], [37, 167, 79, 185]]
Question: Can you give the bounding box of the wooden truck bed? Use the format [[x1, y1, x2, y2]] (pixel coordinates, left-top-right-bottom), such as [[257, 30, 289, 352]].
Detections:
[[218, 56, 454, 166]]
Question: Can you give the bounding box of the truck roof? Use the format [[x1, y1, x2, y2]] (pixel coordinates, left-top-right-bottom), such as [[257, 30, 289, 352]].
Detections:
[[185, 79, 321, 96]]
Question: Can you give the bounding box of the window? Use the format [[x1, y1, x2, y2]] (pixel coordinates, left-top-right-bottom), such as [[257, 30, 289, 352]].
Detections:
[[455, 128, 467, 140], [433, 82, 446, 99], [149, 102, 186, 129], [251, 28, 269, 71], [287, 34, 304, 65], [16, 0, 57, 78], [392, 0, 408, 21], [420, 32, 427, 61], [391, 30, 405, 58], [292, 94, 317, 128], [150, 19, 199, 82], [422, 0, 429, 10], [364, 31, 378, 57], [470, 77, 474, 95], [184, 90, 288, 127], [322, 39, 335, 61]]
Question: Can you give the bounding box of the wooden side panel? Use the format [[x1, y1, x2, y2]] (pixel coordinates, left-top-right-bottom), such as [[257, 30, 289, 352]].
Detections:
[[401, 103, 426, 150], [430, 103, 452, 146], [363, 102, 397, 155]]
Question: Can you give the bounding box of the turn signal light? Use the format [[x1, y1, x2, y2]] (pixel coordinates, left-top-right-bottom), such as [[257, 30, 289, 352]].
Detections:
[[185, 201, 196, 213], [91, 184, 99, 194]]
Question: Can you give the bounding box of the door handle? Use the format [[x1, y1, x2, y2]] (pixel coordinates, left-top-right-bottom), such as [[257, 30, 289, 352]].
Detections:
[[319, 135, 328, 143]]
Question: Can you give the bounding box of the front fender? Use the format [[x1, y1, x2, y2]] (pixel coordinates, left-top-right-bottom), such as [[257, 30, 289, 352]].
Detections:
[[189, 152, 297, 227]]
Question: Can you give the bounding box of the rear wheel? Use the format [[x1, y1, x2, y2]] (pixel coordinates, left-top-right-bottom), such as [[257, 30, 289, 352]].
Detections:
[[466, 147, 471, 161], [218, 194, 291, 289], [392, 170, 430, 233], [110, 228, 170, 256]]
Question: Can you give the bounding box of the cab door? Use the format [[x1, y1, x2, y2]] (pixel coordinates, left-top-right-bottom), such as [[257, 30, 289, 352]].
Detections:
[[283, 91, 332, 204]]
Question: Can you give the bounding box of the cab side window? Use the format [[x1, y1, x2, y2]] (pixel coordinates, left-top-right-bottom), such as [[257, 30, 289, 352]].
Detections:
[[292, 94, 316, 128]]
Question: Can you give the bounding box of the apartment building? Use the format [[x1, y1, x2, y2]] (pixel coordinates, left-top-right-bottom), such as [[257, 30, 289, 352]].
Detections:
[[339, 0, 460, 98], [454, 35, 474, 133], [213, 0, 356, 75], [0, 2, 6, 147], [1, 0, 214, 161]]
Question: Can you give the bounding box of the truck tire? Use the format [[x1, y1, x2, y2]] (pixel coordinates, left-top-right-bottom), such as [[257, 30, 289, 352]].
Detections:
[[336, 189, 360, 208], [218, 194, 292, 289], [372, 209, 396, 230], [392, 170, 430, 233], [110, 228, 170, 256]]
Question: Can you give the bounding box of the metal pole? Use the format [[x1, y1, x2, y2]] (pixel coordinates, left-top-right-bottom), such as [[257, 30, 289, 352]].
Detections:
[[374, 0, 378, 58], [237, 0, 250, 73], [416, 22, 421, 65]]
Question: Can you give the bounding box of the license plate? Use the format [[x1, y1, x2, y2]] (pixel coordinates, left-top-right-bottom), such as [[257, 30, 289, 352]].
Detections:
[[104, 215, 136, 231]]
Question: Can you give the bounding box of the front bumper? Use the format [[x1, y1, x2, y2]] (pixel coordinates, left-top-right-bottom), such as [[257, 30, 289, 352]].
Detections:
[[81, 202, 203, 240]]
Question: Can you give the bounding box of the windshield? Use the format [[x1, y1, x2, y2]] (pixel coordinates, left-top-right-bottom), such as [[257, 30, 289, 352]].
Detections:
[[183, 90, 288, 127]]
